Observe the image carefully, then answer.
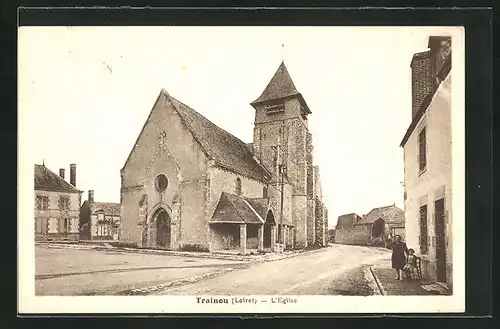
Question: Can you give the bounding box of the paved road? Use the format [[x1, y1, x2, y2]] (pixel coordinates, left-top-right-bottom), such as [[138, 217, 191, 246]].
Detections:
[[35, 244, 391, 296], [154, 244, 390, 295], [35, 245, 247, 296]]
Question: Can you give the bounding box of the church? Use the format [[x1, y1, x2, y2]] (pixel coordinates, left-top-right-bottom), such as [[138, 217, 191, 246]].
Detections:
[[120, 62, 328, 253]]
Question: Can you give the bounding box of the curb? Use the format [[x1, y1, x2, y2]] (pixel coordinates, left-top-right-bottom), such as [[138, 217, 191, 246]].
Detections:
[[369, 266, 387, 296], [363, 267, 381, 296], [117, 267, 236, 295], [37, 242, 329, 263]]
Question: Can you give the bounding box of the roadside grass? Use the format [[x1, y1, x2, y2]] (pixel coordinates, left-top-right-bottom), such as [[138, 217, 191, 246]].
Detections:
[[327, 266, 374, 296]]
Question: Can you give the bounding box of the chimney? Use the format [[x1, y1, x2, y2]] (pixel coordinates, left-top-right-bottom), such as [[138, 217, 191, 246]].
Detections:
[[428, 36, 452, 82], [70, 164, 76, 187], [59, 168, 65, 180], [88, 190, 94, 203], [410, 49, 433, 119]]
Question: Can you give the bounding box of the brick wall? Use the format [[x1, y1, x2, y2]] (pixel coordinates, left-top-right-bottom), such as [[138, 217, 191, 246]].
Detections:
[[411, 51, 433, 119]]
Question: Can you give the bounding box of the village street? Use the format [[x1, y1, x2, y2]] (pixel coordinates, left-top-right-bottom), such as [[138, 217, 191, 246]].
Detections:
[[35, 244, 391, 296]]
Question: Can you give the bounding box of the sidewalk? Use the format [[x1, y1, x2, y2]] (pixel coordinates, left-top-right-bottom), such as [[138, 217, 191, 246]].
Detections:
[[370, 261, 452, 296], [35, 241, 328, 262]]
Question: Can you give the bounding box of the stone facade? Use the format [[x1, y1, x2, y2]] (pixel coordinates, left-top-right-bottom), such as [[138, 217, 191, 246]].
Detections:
[[402, 36, 453, 291], [120, 62, 328, 253]]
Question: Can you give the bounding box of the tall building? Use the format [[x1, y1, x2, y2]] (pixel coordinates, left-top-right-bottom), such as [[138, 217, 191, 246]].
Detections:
[[119, 62, 328, 253], [401, 36, 453, 290]]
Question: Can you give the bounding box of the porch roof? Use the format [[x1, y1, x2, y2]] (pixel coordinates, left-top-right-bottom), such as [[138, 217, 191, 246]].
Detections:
[[209, 192, 266, 225]]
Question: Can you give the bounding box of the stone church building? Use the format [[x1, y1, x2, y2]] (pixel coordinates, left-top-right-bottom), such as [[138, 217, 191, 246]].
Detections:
[[120, 62, 328, 253]]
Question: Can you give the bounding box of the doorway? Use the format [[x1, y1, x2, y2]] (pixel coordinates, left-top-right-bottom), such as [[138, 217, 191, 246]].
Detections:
[[434, 198, 447, 283], [263, 210, 275, 248], [156, 209, 171, 248], [371, 218, 385, 238]]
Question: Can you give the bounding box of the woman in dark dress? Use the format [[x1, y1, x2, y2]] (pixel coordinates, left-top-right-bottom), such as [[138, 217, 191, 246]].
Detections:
[[391, 235, 409, 280]]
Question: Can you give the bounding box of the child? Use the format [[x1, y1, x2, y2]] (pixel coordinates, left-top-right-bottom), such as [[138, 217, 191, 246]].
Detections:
[[403, 248, 417, 279]]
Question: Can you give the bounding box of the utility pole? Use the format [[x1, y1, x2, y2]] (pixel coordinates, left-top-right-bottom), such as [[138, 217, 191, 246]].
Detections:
[[277, 124, 285, 246]]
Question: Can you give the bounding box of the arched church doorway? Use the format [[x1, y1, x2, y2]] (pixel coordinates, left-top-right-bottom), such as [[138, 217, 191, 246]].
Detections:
[[264, 210, 275, 248], [155, 208, 171, 248], [371, 218, 385, 239]]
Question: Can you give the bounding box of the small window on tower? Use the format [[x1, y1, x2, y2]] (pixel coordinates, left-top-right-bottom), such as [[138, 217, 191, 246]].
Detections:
[[263, 186, 268, 198]]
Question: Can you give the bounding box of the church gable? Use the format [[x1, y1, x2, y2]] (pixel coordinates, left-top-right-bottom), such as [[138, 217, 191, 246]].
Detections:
[[121, 90, 208, 186]]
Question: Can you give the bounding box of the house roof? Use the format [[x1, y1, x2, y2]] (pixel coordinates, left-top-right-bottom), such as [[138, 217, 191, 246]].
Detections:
[[355, 205, 405, 226], [209, 192, 265, 225], [89, 202, 121, 216], [250, 62, 311, 114], [34, 164, 80, 193], [166, 92, 271, 182]]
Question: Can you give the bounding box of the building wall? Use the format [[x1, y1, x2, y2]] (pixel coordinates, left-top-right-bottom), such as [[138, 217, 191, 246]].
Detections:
[[207, 166, 266, 219], [91, 213, 120, 240], [292, 195, 308, 248], [335, 224, 371, 246], [404, 71, 452, 289], [35, 190, 80, 241], [120, 92, 208, 248]]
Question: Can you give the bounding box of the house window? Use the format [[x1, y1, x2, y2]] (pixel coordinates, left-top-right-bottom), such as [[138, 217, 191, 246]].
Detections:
[[235, 178, 242, 195], [97, 212, 105, 236], [59, 196, 70, 210], [418, 128, 427, 172], [36, 196, 49, 210], [59, 218, 70, 234], [419, 205, 428, 254], [263, 186, 268, 198]]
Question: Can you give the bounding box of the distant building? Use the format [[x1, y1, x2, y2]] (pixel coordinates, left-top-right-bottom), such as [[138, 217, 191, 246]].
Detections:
[[334, 213, 364, 245], [354, 205, 405, 247], [119, 62, 328, 253], [334, 205, 405, 247], [79, 190, 121, 241], [401, 36, 453, 290], [34, 163, 82, 241]]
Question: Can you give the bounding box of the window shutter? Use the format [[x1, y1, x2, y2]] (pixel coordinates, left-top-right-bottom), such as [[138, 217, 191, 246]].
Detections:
[[48, 218, 57, 233], [71, 218, 79, 233]]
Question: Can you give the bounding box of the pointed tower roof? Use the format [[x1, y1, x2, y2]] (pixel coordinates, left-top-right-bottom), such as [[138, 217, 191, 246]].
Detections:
[[251, 62, 311, 114]]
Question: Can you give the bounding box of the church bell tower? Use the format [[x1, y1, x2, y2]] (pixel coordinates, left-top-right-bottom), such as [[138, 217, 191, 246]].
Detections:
[[250, 62, 313, 248]]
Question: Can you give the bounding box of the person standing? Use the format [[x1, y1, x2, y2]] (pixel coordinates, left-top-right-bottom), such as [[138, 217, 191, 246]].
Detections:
[[391, 234, 409, 280]]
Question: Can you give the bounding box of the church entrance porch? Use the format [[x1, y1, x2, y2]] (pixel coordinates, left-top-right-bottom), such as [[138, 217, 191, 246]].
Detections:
[[209, 223, 266, 255]]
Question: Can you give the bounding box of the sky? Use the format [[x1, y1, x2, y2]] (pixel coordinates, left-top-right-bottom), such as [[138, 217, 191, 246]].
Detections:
[[18, 26, 454, 227]]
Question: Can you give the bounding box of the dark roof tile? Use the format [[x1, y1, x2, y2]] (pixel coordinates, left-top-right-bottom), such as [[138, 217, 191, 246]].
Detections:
[[168, 93, 270, 181], [355, 205, 405, 226], [34, 164, 80, 193], [90, 202, 121, 216], [251, 62, 311, 114], [209, 192, 264, 224]]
